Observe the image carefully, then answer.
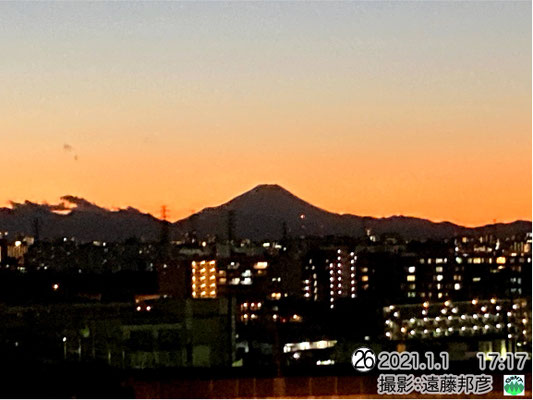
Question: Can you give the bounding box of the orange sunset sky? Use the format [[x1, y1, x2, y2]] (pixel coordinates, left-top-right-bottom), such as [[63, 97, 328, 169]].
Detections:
[[1, 1, 531, 226]]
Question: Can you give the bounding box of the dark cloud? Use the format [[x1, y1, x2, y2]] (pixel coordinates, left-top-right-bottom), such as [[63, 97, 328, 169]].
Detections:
[[60, 195, 105, 213], [6, 197, 137, 215], [8, 200, 69, 213]]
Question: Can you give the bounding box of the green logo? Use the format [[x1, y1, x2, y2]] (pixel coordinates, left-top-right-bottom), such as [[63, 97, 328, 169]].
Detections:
[[504, 375, 525, 396]]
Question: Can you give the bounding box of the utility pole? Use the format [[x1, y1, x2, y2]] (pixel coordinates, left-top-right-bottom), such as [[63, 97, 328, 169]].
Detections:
[[227, 210, 235, 257], [33, 218, 40, 242], [227, 210, 235, 244], [282, 221, 288, 242]]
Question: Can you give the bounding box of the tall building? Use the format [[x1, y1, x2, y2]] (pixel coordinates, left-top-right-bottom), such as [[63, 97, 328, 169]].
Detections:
[[302, 247, 357, 309], [191, 260, 218, 299], [7, 239, 29, 261], [354, 234, 531, 305], [157, 260, 188, 299], [383, 298, 531, 356]]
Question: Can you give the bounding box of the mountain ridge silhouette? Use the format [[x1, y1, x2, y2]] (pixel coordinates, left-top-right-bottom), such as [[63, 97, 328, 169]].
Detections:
[[1, 184, 530, 241]]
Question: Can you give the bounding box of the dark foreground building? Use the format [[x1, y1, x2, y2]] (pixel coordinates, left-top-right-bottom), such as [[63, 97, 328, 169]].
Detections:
[[0, 297, 235, 369]]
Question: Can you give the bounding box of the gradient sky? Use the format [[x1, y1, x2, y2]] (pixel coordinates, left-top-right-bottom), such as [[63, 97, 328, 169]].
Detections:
[[1, 1, 531, 226]]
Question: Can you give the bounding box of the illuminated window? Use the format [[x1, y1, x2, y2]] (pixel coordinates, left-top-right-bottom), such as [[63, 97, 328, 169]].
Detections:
[[361, 275, 369, 282], [407, 275, 416, 282], [253, 261, 268, 270], [408, 266, 416, 273]]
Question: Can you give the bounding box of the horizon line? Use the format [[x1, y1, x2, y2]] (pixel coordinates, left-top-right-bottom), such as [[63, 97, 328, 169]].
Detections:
[[1, 183, 531, 229]]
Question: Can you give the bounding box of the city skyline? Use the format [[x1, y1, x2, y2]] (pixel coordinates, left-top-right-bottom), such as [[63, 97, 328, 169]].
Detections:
[[1, 1, 531, 226]]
